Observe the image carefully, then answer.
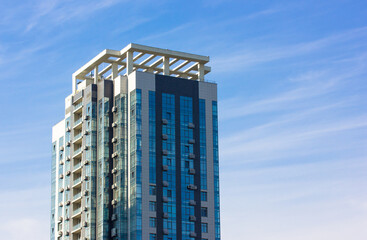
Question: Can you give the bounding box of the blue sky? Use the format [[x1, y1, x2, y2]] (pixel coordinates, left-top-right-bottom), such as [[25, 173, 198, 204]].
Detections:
[[0, 0, 366, 239]]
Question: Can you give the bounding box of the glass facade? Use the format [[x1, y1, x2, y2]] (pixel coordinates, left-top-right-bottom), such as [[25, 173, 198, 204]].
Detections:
[[180, 96, 195, 240], [97, 98, 111, 240], [51, 141, 57, 240], [149, 91, 156, 184], [130, 89, 142, 240], [212, 101, 220, 240], [162, 93, 177, 239], [199, 99, 207, 191], [113, 93, 128, 239]]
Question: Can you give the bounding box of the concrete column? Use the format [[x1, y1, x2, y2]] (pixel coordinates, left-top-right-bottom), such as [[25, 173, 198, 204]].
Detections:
[[112, 63, 118, 79], [127, 51, 133, 75], [94, 66, 98, 84], [72, 76, 77, 93], [163, 56, 170, 75], [198, 63, 204, 81]]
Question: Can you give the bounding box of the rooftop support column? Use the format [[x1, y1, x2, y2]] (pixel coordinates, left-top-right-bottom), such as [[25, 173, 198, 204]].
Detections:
[[198, 63, 204, 81], [94, 66, 98, 84], [112, 63, 118, 79], [163, 56, 170, 75], [72, 76, 77, 93], [127, 51, 133, 75]]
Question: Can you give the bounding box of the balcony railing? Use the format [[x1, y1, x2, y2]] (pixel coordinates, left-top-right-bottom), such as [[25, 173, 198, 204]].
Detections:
[[74, 118, 82, 126], [73, 207, 82, 216], [73, 147, 82, 156], [73, 102, 83, 111], [73, 177, 82, 185], [73, 222, 81, 231], [74, 132, 82, 140], [73, 192, 82, 200]]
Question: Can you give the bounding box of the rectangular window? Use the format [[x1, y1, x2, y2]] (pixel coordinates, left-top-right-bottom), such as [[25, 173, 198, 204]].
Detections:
[[201, 191, 207, 201], [149, 201, 156, 211], [202, 223, 208, 233], [150, 185, 156, 196], [201, 207, 208, 217], [149, 217, 157, 228], [150, 233, 157, 240]]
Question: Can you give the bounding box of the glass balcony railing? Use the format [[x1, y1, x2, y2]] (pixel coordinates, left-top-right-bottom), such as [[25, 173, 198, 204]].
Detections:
[[74, 132, 82, 140], [73, 161, 82, 170], [73, 192, 82, 200], [73, 177, 82, 185], [74, 118, 82, 126], [73, 102, 83, 111], [73, 147, 82, 156], [73, 207, 82, 216], [73, 222, 81, 231]]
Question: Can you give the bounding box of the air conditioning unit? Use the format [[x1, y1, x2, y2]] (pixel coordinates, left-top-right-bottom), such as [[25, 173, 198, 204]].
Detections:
[[189, 200, 196, 206], [83, 176, 89, 181], [162, 197, 169, 203], [189, 232, 197, 238], [188, 123, 195, 129], [59, 174, 64, 179], [162, 165, 169, 171], [58, 217, 63, 222], [111, 199, 117, 205], [188, 139, 195, 144], [163, 181, 169, 187], [84, 160, 90, 165], [189, 168, 196, 175], [84, 130, 89, 136], [189, 215, 196, 222], [111, 137, 117, 143], [111, 228, 117, 237], [112, 122, 117, 128], [162, 119, 168, 125], [66, 171, 71, 176], [112, 106, 117, 113], [66, 186, 70, 191], [59, 188, 64, 193], [111, 152, 118, 158], [162, 150, 168, 156], [59, 202, 63, 207], [60, 146, 64, 151], [66, 200, 71, 206], [83, 115, 89, 120], [83, 221, 88, 227], [162, 134, 168, 140], [188, 153, 195, 159], [65, 156, 71, 161], [65, 231, 69, 236], [111, 214, 117, 221], [58, 231, 63, 237], [66, 127, 71, 132], [84, 207, 88, 212], [83, 146, 89, 151], [163, 212, 169, 218], [111, 183, 117, 189], [187, 184, 197, 190], [83, 190, 89, 196], [163, 229, 169, 235], [59, 160, 64, 165], [111, 168, 117, 174], [66, 141, 71, 147]]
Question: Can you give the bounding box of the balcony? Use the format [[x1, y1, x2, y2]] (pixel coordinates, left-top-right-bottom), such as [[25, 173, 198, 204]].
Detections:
[[73, 147, 82, 158], [72, 191, 82, 203], [73, 102, 83, 113], [72, 222, 82, 233], [73, 117, 82, 129], [73, 132, 83, 144], [73, 176, 82, 187], [72, 207, 82, 217]]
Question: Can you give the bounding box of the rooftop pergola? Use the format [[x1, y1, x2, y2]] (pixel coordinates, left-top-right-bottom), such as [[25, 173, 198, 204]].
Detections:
[[72, 43, 211, 93]]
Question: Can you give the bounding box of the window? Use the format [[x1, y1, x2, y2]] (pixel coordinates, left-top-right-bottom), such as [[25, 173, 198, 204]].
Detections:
[[149, 217, 157, 228], [167, 158, 172, 166], [149, 201, 156, 211], [201, 191, 207, 201], [201, 223, 208, 233], [150, 233, 156, 240], [201, 207, 208, 217], [167, 190, 172, 198], [149, 185, 156, 196], [185, 161, 190, 168]]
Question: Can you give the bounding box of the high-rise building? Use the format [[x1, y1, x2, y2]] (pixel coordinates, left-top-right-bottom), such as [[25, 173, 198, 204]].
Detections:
[[51, 43, 220, 240]]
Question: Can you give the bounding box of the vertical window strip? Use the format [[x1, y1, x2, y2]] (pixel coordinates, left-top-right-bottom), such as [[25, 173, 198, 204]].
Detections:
[[199, 99, 207, 190], [212, 101, 220, 240], [149, 91, 156, 184]]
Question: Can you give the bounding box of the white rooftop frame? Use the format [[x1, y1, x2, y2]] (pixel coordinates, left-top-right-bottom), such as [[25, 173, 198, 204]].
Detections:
[[72, 43, 211, 93]]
